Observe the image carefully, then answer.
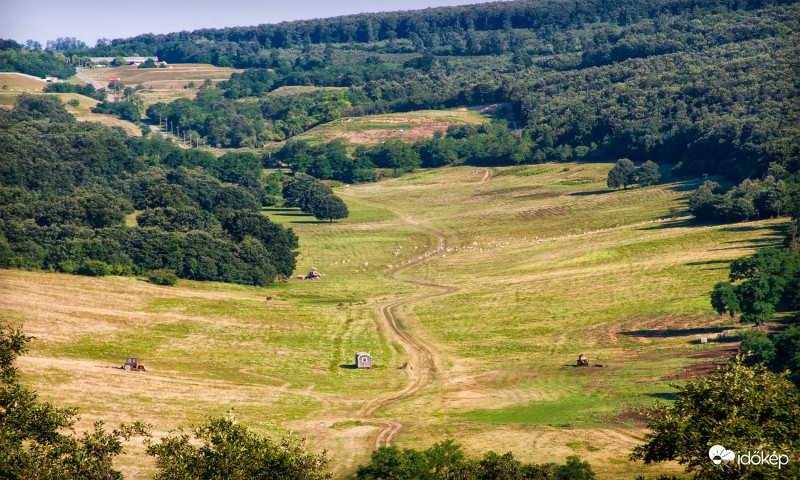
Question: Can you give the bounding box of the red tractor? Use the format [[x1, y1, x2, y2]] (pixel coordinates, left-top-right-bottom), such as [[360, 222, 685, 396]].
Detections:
[[577, 354, 589, 367], [121, 357, 148, 372]]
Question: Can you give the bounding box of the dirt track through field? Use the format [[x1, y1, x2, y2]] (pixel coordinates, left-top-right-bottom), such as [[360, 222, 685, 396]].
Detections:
[[359, 210, 458, 447]]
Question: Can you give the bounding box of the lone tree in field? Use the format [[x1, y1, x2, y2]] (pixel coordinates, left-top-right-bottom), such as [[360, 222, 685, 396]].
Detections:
[[313, 194, 349, 223], [630, 357, 800, 479], [636, 160, 661, 186], [710, 247, 798, 324], [607, 158, 636, 189]]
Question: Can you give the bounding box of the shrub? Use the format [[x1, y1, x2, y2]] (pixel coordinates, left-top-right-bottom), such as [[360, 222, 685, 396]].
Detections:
[[149, 269, 178, 286], [78, 260, 111, 276]]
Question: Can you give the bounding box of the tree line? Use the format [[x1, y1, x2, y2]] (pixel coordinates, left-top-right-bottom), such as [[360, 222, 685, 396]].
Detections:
[[0, 38, 76, 78], [43, 82, 107, 101], [0, 94, 299, 286], [71, 0, 792, 67], [281, 173, 349, 222]]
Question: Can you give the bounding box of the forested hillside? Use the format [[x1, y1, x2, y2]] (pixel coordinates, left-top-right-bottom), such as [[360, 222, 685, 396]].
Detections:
[[80, 0, 797, 64], [0, 94, 297, 285], [0, 39, 76, 78], [69, 0, 799, 189], [2, 0, 799, 283]]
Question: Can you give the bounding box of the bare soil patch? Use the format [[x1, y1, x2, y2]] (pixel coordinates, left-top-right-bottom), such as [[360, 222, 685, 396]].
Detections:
[[607, 410, 647, 427]]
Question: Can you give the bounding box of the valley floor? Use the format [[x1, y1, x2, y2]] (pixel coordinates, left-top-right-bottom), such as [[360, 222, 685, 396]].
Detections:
[[0, 163, 785, 479]]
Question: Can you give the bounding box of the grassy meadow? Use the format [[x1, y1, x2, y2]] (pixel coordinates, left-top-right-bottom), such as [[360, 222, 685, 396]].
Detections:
[[293, 109, 486, 144], [0, 163, 784, 479], [78, 63, 242, 108], [0, 72, 46, 92]]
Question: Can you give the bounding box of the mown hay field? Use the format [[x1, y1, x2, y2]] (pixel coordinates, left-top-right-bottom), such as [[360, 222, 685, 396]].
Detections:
[[1, 163, 783, 479]]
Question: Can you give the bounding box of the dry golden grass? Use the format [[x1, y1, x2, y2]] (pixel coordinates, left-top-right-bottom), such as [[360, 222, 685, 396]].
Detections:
[[79, 64, 241, 86], [1, 164, 785, 479], [78, 64, 242, 108], [74, 112, 143, 136], [0, 72, 46, 91], [296, 110, 486, 144]]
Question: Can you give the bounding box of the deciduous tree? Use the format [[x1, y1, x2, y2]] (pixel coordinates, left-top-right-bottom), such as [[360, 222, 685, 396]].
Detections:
[[607, 159, 636, 189], [631, 357, 800, 479], [313, 194, 349, 222], [146, 416, 331, 480]]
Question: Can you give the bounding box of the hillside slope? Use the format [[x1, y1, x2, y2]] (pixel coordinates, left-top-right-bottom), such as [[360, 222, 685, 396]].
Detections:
[[2, 164, 784, 479]]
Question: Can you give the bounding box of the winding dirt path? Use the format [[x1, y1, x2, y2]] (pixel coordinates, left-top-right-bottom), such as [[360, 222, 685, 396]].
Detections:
[[359, 215, 456, 447]]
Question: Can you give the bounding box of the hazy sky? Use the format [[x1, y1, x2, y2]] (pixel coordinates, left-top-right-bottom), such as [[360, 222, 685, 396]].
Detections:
[[0, 0, 488, 47]]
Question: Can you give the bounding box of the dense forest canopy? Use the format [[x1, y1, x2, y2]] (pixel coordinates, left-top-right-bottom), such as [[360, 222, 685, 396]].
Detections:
[[0, 39, 76, 78], [0, 95, 298, 286], [111, 1, 798, 188], [74, 0, 797, 63]]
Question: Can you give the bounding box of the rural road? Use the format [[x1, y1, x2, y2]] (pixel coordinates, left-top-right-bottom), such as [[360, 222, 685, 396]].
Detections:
[[142, 118, 189, 149], [76, 68, 115, 102]]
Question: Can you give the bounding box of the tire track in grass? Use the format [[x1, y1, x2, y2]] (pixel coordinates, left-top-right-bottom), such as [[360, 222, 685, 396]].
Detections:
[[358, 213, 456, 447]]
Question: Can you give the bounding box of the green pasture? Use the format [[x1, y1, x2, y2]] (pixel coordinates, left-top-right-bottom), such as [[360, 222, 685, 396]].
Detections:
[[3, 162, 784, 479]]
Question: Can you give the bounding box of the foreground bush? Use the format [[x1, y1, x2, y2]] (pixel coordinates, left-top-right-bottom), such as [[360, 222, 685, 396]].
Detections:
[[149, 269, 178, 286], [146, 416, 331, 480], [351, 439, 594, 480], [0, 323, 150, 479]]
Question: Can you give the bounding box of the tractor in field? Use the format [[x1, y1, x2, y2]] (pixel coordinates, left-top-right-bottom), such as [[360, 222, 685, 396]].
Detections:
[[121, 357, 148, 372], [577, 354, 589, 367]]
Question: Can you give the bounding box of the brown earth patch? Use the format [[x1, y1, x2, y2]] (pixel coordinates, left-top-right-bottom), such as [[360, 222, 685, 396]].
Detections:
[[607, 409, 646, 427], [326, 123, 455, 144], [658, 347, 738, 381], [690, 346, 740, 359]]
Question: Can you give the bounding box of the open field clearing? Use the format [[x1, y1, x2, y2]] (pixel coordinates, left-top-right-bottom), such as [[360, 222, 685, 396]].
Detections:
[[73, 111, 143, 136], [78, 64, 242, 107], [268, 85, 349, 97], [0, 72, 46, 91], [0, 91, 97, 109], [1, 163, 784, 479], [294, 109, 486, 144]]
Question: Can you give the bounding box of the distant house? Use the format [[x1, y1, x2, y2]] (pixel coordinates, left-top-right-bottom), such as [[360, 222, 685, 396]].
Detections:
[[355, 352, 372, 369]]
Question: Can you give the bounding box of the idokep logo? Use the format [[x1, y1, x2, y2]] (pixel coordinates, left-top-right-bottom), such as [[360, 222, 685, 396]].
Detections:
[[709, 445, 735, 465], [708, 445, 790, 470]]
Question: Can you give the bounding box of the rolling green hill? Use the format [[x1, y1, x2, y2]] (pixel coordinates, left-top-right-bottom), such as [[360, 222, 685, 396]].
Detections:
[[3, 1, 800, 478], [2, 164, 783, 479]]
